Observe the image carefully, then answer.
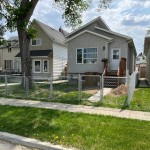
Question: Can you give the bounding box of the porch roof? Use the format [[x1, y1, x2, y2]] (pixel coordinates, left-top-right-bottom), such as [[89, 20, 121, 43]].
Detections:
[[15, 50, 52, 57]]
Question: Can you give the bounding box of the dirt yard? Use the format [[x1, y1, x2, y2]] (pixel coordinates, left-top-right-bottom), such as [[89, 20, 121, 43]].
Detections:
[[108, 84, 128, 97]]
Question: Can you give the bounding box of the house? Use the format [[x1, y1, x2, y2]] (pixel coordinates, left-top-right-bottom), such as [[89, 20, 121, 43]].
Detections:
[[65, 17, 136, 78], [0, 19, 68, 78], [144, 36, 150, 83], [136, 52, 146, 78]]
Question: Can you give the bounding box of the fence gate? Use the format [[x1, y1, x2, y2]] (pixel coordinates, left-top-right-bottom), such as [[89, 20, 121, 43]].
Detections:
[[80, 75, 102, 101]]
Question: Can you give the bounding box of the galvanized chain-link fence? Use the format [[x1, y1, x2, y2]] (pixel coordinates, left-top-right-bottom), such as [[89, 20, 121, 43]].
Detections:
[[100, 75, 128, 108], [0, 73, 140, 108], [127, 71, 139, 106], [80, 75, 102, 101]]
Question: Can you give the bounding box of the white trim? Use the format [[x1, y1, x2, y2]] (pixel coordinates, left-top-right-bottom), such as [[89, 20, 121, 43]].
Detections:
[[65, 30, 112, 43], [31, 38, 42, 46], [33, 59, 41, 73], [43, 59, 49, 73], [66, 16, 110, 37], [76, 47, 98, 64], [95, 26, 132, 39]]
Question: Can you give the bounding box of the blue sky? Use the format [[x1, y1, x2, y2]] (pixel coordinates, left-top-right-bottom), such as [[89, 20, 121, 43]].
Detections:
[[4, 0, 150, 54]]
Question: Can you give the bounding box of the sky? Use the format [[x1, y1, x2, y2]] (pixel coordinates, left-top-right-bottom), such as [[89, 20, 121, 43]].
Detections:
[[4, 0, 150, 55]]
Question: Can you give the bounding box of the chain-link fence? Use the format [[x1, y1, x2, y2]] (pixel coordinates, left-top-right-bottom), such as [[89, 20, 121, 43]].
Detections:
[[127, 71, 139, 106], [80, 75, 102, 101], [0, 73, 141, 108], [99, 75, 128, 108]]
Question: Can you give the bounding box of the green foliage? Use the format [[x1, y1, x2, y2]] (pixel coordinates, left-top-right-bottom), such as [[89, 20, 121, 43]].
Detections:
[[27, 25, 37, 39], [0, 38, 7, 46]]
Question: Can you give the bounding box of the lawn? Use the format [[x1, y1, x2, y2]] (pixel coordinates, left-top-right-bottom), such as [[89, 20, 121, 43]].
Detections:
[[0, 82, 92, 104], [94, 95, 128, 109], [1, 81, 150, 112], [130, 88, 150, 112], [0, 105, 150, 150]]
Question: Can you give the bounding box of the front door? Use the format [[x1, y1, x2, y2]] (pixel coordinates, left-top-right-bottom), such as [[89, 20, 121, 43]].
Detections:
[[110, 49, 120, 70]]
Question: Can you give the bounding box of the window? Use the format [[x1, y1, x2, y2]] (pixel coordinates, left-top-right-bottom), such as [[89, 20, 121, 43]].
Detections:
[[8, 42, 12, 53], [113, 49, 119, 59], [43, 60, 48, 72], [31, 38, 41, 46], [34, 60, 41, 72], [77, 49, 82, 63], [4, 60, 12, 69], [76, 48, 97, 64]]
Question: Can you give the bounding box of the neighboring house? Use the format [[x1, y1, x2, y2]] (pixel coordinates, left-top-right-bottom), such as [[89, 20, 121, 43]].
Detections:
[[65, 17, 136, 78], [0, 36, 21, 73], [144, 36, 150, 83], [0, 19, 68, 78], [136, 52, 146, 78]]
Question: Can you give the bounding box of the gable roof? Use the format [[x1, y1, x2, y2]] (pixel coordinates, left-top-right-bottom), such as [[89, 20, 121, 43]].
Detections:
[[66, 16, 111, 38], [33, 19, 66, 45], [95, 26, 132, 40], [65, 30, 112, 43]]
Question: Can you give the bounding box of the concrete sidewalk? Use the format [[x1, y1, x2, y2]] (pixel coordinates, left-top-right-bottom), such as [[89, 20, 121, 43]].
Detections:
[[0, 97, 150, 121], [138, 78, 149, 88]]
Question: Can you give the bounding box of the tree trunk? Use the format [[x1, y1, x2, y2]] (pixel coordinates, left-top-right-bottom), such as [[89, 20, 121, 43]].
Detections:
[[17, 28, 32, 89]]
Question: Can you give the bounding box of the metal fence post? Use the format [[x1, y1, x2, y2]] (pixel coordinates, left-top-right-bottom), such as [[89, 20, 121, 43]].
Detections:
[[78, 74, 81, 101], [100, 75, 103, 100], [49, 76, 53, 99], [127, 76, 131, 106], [100, 74, 104, 100], [5, 73, 8, 96]]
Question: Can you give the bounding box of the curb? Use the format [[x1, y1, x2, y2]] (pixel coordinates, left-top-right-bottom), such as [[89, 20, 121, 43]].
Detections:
[[0, 132, 73, 150]]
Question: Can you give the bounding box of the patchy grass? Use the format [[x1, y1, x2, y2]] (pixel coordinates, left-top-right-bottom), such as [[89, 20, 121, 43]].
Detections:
[[0, 105, 150, 150], [0, 82, 92, 104], [130, 88, 150, 112], [94, 95, 128, 109]]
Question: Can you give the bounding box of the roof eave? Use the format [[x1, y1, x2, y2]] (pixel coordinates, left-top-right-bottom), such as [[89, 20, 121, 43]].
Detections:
[[95, 26, 132, 40], [66, 16, 110, 38], [65, 30, 112, 43]]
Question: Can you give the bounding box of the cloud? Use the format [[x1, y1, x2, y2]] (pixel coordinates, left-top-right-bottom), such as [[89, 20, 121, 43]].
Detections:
[[122, 15, 150, 26], [3, 0, 150, 54]]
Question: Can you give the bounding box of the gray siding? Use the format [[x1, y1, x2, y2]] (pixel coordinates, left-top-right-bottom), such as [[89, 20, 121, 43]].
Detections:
[[67, 21, 108, 39], [68, 32, 107, 74], [29, 22, 53, 50], [53, 43, 68, 76]]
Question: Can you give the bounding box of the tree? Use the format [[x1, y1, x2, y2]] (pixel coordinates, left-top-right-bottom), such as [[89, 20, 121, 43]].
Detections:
[[0, 0, 111, 88]]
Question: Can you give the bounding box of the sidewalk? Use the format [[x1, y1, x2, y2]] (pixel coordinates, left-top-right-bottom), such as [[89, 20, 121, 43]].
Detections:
[[0, 97, 150, 121], [138, 78, 149, 88]]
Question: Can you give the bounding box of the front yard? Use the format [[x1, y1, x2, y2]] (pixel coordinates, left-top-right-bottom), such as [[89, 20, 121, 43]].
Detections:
[[0, 81, 150, 112], [0, 105, 150, 150]]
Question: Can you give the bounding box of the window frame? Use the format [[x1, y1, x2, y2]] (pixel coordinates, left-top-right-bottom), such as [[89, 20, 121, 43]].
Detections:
[[33, 60, 41, 73], [4, 60, 13, 70], [76, 48, 98, 64], [43, 60, 49, 73], [31, 38, 41, 46]]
